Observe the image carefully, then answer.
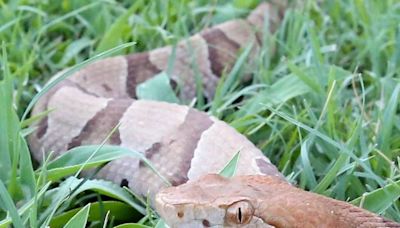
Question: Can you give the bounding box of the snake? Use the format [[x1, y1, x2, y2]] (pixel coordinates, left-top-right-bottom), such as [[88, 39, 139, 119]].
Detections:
[[28, 1, 400, 227]]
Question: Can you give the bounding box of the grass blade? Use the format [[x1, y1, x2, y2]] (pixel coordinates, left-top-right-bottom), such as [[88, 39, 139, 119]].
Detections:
[[64, 204, 91, 228], [377, 84, 400, 159], [219, 151, 240, 178], [136, 72, 179, 103], [0, 181, 24, 228], [351, 180, 400, 213], [96, 1, 143, 53]]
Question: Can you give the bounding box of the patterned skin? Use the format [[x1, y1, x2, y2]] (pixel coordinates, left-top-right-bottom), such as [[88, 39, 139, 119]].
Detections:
[[156, 174, 400, 228], [28, 1, 400, 227], [29, 2, 283, 205]]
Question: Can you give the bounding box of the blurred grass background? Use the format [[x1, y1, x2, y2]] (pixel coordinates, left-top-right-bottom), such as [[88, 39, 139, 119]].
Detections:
[[0, 0, 399, 227]]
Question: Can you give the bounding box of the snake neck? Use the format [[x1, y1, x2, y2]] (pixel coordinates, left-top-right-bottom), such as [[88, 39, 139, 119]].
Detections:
[[256, 185, 399, 228]]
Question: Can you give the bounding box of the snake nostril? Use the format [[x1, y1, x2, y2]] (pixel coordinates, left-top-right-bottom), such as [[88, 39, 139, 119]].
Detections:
[[202, 219, 210, 227], [177, 211, 184, 218]]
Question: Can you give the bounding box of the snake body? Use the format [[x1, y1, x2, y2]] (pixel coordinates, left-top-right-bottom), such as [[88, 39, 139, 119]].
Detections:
[[29, 2, 400, 227], [29, 2, 284, 201]]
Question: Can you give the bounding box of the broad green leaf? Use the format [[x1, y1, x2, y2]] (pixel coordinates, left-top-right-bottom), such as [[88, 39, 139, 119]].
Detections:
[[136, 72, 179, 103], [66, 178, 144, 212], [44, 145, 140, 181], [154, 219, 168, 228], [41, 177, 145, 227], [44, 145, 169, 186], [351, 180, 400, 213], [114, 224, 151, 228], [64, 203, 90, 228], [50, 201, 140, 227], [219, 151, 240, 178]]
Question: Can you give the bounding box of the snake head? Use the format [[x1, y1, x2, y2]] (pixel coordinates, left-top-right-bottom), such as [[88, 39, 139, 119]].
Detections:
[[156, 174, 400, 228], [155, 174, 276, 227]]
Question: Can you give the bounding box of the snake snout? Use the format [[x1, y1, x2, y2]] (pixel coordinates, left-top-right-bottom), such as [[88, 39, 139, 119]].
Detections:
[[155, 189, 226, 227]]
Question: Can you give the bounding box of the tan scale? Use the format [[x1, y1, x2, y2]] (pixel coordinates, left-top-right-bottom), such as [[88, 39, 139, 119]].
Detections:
[[67, 56, 130, 98], [31, 86, 109, 160], [148, 34, 218, 99], [187, 118, 281, 181]]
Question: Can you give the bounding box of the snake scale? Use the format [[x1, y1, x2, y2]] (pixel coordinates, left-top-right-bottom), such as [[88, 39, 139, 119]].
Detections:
[[29, 1, 400, 227]]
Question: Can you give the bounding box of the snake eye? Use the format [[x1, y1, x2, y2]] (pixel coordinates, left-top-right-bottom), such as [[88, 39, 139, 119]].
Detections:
[[226, 201, 254, 225]]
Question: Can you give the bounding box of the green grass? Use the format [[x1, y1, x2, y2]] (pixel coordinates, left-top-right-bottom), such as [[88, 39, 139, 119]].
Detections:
[[1, 0, 400, 227]]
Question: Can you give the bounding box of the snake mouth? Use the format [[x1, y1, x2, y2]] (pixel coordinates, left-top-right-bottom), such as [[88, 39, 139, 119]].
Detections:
[[155, 186, 228, 227], [154, 174, 284, 227], [155, 186, 271, 228]]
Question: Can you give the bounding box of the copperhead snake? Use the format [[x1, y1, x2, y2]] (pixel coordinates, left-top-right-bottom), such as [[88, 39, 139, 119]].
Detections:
[[28, 1, 400, 227]]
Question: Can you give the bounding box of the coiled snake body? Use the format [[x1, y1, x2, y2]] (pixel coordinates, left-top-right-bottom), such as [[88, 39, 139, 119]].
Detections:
[[29, 2, 400, 227]]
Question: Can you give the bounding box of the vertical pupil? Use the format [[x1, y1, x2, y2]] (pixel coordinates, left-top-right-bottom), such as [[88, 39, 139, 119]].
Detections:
[[238, 207, 242, 223]]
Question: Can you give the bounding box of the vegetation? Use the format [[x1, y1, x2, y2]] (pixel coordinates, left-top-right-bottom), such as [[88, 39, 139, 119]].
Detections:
[[1, 0, 399, 227]]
